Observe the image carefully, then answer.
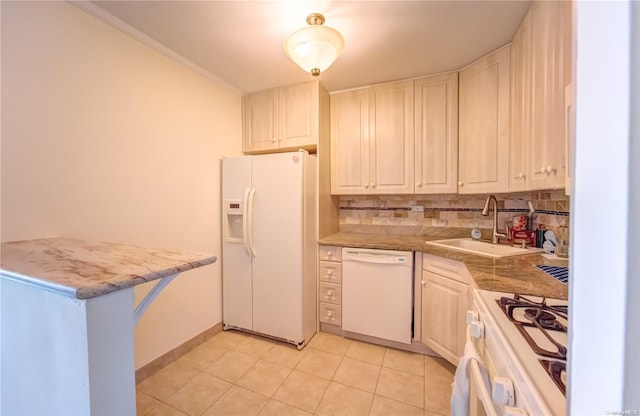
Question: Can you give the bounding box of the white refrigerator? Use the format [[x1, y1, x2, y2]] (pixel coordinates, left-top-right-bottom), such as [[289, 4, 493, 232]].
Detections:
[[221, 151, 317, 348]]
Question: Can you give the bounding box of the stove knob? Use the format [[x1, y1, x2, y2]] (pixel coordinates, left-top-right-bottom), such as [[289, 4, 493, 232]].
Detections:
[[503, 406, 528, 416], [470, 320, 484, 338], [492, 377, 515, 406], [466, 310, 478, 325]]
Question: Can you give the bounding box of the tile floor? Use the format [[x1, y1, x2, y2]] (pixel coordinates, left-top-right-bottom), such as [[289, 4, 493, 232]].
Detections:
[[136, 331, 456, 416]]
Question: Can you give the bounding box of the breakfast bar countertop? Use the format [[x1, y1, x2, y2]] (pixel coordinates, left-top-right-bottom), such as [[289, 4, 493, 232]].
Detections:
[[319, 232, 569, 300], [0, 237, 217, 299]]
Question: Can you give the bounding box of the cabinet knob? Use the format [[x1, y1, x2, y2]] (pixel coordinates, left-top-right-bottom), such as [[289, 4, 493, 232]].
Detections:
[[272, 137, 277, 143], [518, 172, 525, 179], [327, 269, 333, 275], [540, 166, 546, 174], [546, 165, 553, 174], [371, 182, 376, 188], [416, 182, 422, 187], [421, 280, 426, 286], [326, 252, 333, 258], [365, 183, 369, 188], [458, 181, 463, 187]]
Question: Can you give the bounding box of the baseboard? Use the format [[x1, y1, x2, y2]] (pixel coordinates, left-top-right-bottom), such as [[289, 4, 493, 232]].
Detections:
[[135, 322, 222, 383], [319, 323, 439, 357]]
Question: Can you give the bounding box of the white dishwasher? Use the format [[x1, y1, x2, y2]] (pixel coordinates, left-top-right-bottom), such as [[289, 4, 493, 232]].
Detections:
[[341, 247, 413, 344]]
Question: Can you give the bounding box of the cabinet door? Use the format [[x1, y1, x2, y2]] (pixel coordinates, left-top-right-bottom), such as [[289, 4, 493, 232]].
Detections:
[[563, 1, 575, 196], [528, 1, 568, 190], [458, 46, 510, 194], [243, 89, 278, 153], [414, 73, 458, 194], [368, 80, 415, 194], [421, 270, 469, 365], [509, 11, 532, 192], [278, 82, 318, 150], [330, 89, 370, 194]]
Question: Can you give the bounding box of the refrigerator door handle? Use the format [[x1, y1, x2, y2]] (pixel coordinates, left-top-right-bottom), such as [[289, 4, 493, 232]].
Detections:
[[247, 187, 257, 257], [242, 187, 252, 256]]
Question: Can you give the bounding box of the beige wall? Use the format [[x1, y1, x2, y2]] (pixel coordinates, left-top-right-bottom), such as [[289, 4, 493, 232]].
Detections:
[[1, 1, 242, 367]]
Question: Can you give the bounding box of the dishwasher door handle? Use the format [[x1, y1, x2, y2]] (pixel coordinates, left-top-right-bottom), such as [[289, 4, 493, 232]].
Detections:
[[343, 252, 409, 265]]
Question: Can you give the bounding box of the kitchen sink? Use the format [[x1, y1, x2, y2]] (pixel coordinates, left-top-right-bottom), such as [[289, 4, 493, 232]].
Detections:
[[425, 238, 543, 259]]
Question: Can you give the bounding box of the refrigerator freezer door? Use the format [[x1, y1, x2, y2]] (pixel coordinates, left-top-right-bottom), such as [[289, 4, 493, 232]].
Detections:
[[222, 156, 253, 330], [251, 152, 305, 342]]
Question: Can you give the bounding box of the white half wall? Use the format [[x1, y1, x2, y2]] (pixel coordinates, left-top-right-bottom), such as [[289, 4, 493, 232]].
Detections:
[[0, 1, 242, 368], [571, 1, 638, 414]]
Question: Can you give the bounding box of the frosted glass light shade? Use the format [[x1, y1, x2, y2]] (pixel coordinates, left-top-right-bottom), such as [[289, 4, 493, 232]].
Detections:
[[284, 17, 344, 76]]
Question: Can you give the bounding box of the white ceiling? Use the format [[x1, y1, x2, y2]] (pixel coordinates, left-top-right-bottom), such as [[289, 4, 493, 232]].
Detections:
[[88, 1, 531, 94]]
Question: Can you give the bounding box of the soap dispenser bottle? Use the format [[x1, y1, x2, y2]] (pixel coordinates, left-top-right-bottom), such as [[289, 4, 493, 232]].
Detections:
[[471, 222, 482, 241]]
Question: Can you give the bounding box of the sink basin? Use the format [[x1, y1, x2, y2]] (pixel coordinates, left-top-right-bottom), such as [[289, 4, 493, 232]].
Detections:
[[425, 238, 543, 259]]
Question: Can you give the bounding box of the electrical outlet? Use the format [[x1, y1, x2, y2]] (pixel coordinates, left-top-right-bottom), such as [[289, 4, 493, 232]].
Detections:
[[410, 206, 424, 212]]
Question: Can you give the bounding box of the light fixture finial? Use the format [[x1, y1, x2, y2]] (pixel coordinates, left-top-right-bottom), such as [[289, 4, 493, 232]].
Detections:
[[306, 13, 325, 26]]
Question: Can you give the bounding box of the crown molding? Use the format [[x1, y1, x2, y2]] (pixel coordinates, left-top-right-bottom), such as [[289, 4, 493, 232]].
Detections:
[[69, 0, 242, 97]]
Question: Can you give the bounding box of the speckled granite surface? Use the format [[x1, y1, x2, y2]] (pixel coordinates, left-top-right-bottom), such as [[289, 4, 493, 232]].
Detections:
[[0, 238, 217, 299], [319, 232, 568, 300]]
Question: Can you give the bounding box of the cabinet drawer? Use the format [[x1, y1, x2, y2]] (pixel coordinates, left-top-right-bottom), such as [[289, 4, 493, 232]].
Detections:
[[318, 245, 342, 262], [422, 253, 469, 284], [319, 261, 342, 283], [319, 282, 341, 305], [319, 302, 342, 326]]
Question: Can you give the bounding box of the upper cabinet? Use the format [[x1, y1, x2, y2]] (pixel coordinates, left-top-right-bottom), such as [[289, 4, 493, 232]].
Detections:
[[323, 0, 573, 197], [243, 81, 327, 154], [458, 46, 511, 194], [510, 0, 573, 191], [331, 80, 414, 195], [528, 0, 572, 190], [509, 13, 532, 192], [414, 72, 459, 194], [330, 89, 369, 194]]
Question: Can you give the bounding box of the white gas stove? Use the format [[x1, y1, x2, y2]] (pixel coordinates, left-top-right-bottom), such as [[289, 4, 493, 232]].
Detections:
[[470, 289, 568, 416]]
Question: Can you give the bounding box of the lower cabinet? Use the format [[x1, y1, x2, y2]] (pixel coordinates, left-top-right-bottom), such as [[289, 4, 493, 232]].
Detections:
[[421, 253, 470, 365], [316, 247, 471, 361], [318, 245, 342, 327]]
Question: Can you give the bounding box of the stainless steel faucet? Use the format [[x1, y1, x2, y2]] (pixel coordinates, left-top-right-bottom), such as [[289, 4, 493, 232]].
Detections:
[[481, 195, 508, 244]]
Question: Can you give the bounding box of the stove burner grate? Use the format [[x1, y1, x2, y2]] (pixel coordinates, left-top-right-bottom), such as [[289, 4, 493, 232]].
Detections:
[[497, 295, 568, 360], [524, 308, 557, 329], [540, 359, 567, 396]]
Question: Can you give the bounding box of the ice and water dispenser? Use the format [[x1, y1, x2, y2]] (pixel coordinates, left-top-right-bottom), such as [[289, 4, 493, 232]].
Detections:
[[224, 199, 243, 243]]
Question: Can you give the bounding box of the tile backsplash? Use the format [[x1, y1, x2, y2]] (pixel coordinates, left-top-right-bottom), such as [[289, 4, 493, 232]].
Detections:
[[339, 190, 569, 237]]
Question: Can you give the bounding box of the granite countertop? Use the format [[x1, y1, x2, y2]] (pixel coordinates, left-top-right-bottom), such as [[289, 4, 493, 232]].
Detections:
[[319, 232, 568, 300], [0, 237, 217, 299]]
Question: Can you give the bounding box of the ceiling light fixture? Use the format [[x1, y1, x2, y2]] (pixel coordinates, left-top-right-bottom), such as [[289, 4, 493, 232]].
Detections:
[[284, 13, 344, 77]]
